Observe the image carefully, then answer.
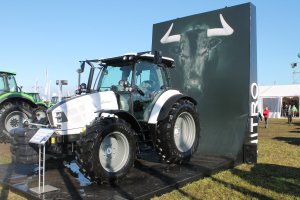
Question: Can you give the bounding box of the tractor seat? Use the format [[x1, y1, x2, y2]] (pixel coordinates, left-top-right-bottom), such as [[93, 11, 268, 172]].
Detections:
[[140, 80, 155, 96]]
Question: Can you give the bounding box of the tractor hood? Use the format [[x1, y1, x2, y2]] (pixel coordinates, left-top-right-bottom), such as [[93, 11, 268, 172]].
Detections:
[[47, 91, 118, 135]]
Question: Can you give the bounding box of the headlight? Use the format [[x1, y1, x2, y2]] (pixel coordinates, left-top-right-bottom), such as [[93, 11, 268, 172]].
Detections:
[[56, 112, 62, 118], [55, 112, 68, 123]]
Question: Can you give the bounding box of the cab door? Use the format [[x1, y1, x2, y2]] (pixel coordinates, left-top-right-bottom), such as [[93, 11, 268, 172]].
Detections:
[[132, 61, 164, 121]]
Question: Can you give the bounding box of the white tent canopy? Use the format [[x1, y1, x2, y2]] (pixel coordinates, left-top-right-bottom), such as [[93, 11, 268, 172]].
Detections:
[[258, 84, 300, 118]]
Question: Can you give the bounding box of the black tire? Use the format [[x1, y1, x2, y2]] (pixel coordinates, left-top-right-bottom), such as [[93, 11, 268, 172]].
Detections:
[[12, 135, 33, 145], [76, 117, 136, 184], [0, 102, 14, 118], [0, 102, 14, 143], [0, 103, 34, 143], [11, 128, 38, 144], [11, 154, 38, 165], [155, 99, 200, 164], [10, 144, 38, 156], [10, 128, 39, 164]]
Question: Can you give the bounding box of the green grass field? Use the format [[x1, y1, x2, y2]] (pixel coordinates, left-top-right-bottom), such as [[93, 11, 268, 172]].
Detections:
[[0, 118, 300, 199], [153, 118, 300, 200]]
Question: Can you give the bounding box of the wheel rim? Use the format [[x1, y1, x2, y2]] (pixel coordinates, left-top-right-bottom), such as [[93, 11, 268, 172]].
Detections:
[[5, 111, 29, 132], [99, 131, 129, 173], [35, 110, 47, 120], [174, 112, 196, 152]]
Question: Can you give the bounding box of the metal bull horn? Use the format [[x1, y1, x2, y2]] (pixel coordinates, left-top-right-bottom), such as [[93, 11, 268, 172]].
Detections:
[[160, 14, 234, 44]]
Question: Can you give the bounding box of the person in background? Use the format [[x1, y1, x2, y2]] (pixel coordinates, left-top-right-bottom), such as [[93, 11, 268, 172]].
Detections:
[[263, 107, 270, 128], [258, 112, 263, 122], [285, 104, 289, 117], [282, 104, 286, 117], [292, 105, 297, 117], [287, 105, 292, 124]]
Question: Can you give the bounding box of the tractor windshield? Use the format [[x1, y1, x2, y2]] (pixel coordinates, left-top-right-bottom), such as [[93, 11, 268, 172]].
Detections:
[[95, 60, 168, 93], [95, 65, 133, 92]]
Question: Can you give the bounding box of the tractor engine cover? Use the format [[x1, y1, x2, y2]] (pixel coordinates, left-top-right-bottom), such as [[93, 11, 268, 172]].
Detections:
[[47, 91, 118, 135]]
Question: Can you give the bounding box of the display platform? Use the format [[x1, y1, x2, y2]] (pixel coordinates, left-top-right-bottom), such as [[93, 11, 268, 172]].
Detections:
[[0, 152, 234, 200]]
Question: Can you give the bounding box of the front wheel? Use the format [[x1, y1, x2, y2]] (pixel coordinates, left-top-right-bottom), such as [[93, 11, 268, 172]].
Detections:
[[34, 105, 48, 121], [155, 99, 200, 164], [76, 117, 136, 184]]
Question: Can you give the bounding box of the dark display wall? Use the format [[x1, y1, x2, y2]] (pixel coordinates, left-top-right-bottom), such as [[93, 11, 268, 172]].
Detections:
[[152, 3, 257, 162]]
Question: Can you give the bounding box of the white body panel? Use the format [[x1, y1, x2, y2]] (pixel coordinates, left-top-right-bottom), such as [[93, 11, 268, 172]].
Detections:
[[148, 90, 181, 124], [52, 91, 118, 135]]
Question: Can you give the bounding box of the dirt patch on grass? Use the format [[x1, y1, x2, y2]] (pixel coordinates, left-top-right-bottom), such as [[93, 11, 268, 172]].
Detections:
[[0, 144, 10, 154], [0, 143, 11, 164]]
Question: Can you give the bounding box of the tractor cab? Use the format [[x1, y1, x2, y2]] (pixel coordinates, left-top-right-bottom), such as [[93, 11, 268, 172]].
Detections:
[[0, 71, 18, 94], [77, 52, 174, 121], [26, 92, 42, 102]]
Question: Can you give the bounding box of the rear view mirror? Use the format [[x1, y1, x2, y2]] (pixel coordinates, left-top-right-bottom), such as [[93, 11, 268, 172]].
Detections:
[[80, 61, 85, 73], [76, 83, 87, 95], [103, 69, 108, 75], [80, 83, 87, 90]]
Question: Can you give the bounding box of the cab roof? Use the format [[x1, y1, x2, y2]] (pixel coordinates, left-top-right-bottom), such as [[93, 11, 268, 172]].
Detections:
[[99, 53, 175, 68], [26, 92, 39, 94], [0, 71, 16, 75]]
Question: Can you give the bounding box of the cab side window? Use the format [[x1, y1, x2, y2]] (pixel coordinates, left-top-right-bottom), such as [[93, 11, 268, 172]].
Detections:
[[7, 75, 17, 92], [0, 76, 6, 91]]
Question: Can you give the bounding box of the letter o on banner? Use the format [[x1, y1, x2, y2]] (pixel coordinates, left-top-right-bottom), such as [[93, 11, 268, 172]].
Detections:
[[250, 83, 258, 100]]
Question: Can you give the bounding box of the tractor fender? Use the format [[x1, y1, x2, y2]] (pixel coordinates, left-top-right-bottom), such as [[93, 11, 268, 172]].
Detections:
[[35, 102, 49, 109], [0, 94, 37, 108], [100, 110, 142, 135], [148, 90, 197, 124], [156, 94, 197, 123]]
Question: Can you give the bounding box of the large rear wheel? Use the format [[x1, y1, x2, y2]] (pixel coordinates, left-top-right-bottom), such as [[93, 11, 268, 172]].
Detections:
[[0, 103, 34, 143], [76, 117, 136, 184], [155, 99, 200, 164]]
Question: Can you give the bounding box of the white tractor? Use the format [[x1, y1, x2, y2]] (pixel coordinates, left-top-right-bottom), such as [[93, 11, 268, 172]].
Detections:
[[20, 52, 200, 183]]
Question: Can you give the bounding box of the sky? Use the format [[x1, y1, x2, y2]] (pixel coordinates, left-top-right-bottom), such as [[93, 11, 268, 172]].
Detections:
[[0, 1, 299, 97]]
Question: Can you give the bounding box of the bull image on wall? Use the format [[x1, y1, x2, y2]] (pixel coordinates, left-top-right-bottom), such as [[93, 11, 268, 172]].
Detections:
[[152, 3, 257, 163], [160, 14, 234, 94]]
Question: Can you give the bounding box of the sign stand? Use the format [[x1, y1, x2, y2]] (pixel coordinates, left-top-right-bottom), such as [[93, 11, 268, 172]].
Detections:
[[29, 128, 59, 194]]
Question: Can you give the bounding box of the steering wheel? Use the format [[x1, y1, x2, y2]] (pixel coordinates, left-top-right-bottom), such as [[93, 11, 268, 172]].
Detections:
[[136, 87, 145, 96]]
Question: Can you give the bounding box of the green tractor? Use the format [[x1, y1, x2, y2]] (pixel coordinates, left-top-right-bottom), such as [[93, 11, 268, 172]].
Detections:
[[0, 71, 47, 143], [25, 92, 49, 120]]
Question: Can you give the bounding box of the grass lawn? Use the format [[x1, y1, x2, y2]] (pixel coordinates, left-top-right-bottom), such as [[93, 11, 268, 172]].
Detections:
[[153, 118, 300, 200], [0, 143, 26, 200], [0, 118, 300, 199]]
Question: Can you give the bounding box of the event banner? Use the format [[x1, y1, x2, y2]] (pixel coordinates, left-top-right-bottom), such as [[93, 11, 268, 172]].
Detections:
[[152, 3, 257, 163]]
